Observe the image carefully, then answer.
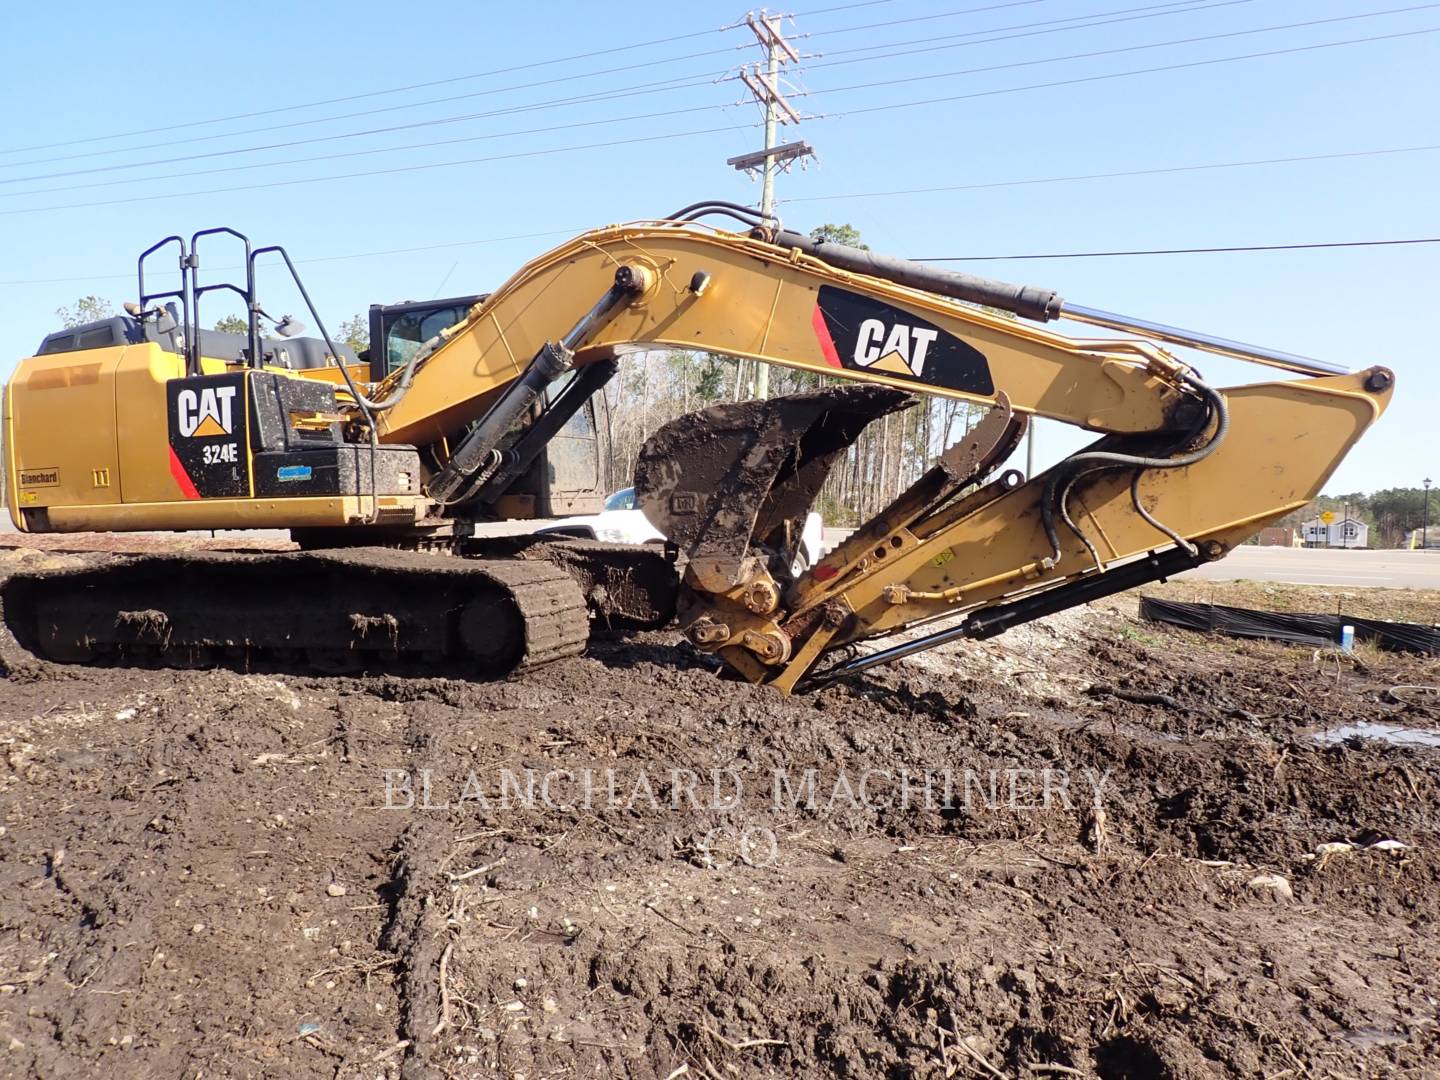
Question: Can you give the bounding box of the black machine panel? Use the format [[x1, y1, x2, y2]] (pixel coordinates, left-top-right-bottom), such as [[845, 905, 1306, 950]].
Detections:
[[812, 285, 995, 396], [166, 373, 251, 499]]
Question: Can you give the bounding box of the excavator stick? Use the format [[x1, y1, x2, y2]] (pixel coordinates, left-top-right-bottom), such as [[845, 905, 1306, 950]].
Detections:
[[816, 390, 1027, 577]]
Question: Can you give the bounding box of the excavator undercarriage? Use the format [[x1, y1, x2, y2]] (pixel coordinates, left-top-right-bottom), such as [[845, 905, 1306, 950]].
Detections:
[[1, 204, 1394, 691]]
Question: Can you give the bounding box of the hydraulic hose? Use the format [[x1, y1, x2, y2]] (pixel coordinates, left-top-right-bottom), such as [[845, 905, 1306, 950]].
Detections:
[[666, 200, 774, 230], [1040, 373, 1230, 568]]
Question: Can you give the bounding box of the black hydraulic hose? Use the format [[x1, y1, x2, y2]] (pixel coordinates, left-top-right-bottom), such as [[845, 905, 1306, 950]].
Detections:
[[328, 326, 425, 415], [1040, 373, 1230, 567], [771, 229, 1063, 322], [1056, 471, 1104, 571], [1129, 466, 1195, 554], [1055, 403, 1211, 570], [666, 199, 772, 226]]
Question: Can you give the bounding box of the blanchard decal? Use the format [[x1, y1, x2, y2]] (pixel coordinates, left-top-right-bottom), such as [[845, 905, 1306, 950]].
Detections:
[[166, 374, 250, 499], [277, 465, 313, 482], [812, 285, 994, 395], [18, 468, 60, 488]]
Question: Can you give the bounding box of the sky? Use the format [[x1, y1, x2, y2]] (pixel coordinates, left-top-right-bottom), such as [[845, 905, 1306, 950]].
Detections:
[[0, 0, 1434, 494]]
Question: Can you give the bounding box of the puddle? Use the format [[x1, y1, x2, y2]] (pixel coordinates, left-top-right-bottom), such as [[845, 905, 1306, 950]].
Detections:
[[1340, 1027, 1409, 1047], [1314, 722, 1440, 748]]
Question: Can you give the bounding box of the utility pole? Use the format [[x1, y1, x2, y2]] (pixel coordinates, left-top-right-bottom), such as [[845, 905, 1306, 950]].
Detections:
[[728, 9, 814, 400]]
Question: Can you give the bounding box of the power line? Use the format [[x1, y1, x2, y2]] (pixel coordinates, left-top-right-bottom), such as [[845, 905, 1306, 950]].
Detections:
[[4, 2, 1417, 195], [0, 0, 1025, 162], [12, 118, 1432, 211], [804, 0, 1252, 70], [0, 0, 1182, 177], [796, 4, 1440, 102], [7, 231, 1434, 291], [4, 26, 1434, 217], [0, 27, 737, 157], [831, 25, 1440, 122], [8, 144, 1430, 281], [0, 66, 728, 175], [0, 6, 1169, 191], [801, 0, 1061, 38], [915, 237, 1440, 260], [0, 124, 751, 218], [0, 1, 1058, 167], [780, 144, 1440, 203], [815, 0, 1241, 62], [793, 0, 899, 14], [0, 101, 747, 198]]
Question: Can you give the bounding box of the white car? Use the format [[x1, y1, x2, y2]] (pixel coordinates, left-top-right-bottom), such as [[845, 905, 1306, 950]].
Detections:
[[538, 487, 825, 576], [538, 487, 665, 546]]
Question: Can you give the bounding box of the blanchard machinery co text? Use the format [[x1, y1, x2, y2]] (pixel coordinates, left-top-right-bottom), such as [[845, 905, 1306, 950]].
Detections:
[[380, 766, 1114, 813]]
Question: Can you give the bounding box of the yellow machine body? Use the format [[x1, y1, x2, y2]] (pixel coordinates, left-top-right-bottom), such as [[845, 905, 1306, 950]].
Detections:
[[4, 343, 423, 533], [1, 216, 1394, 690]]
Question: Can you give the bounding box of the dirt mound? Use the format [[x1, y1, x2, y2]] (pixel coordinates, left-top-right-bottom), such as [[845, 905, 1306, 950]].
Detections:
[[1, 547, 1436, 1077]]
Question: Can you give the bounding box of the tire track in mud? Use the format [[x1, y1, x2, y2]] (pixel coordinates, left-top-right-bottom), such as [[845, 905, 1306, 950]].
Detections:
[[375, 703, 454, 1080]]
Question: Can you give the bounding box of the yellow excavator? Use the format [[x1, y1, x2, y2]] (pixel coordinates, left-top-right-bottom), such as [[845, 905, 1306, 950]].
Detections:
[[1, 203, 1393, 692]]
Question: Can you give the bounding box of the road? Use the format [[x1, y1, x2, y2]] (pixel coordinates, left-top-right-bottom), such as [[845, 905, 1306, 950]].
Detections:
[[1180, 546, 1440, 589]]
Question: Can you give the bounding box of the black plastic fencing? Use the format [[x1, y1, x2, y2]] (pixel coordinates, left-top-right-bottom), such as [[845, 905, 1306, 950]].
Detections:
[[1139, 597, 1440, 655]]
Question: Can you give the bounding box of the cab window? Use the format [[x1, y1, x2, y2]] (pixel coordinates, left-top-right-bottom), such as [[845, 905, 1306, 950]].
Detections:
[[383, 305, 468, 373]]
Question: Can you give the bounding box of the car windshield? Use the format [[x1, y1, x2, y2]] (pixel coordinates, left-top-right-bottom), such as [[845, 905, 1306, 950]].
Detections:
[[603, 487, 636, 511]]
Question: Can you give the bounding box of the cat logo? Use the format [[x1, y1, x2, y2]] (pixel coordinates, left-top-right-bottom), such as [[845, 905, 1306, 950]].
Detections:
[[176, 385, 238, 438], [812, 286, 995, 396], [852, 319, 940, 378]]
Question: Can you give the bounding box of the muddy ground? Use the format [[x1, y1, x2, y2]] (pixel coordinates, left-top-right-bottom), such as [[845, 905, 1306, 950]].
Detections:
[[0, 544, 1437, 1079]]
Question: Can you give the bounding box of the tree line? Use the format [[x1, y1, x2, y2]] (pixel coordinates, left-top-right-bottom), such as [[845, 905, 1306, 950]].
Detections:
[[597, 347, 984, 527]]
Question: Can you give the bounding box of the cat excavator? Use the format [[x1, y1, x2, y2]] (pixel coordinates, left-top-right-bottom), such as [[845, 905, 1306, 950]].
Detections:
[[1, 203, 1393, 692]]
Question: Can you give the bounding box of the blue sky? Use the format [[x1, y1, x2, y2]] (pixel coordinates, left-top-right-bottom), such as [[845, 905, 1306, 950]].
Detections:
[[1, 0, 1434, 493]]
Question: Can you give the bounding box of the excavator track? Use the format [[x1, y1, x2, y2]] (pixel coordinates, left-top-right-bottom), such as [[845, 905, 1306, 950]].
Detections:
[[0, 547, 590, 677]]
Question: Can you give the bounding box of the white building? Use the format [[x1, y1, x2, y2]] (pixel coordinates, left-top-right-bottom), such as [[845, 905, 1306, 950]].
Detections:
[[1300, 517, 1368, 549]]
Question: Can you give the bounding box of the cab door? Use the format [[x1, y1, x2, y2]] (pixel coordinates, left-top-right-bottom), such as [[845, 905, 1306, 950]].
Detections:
[[537, 372, 606, 516]]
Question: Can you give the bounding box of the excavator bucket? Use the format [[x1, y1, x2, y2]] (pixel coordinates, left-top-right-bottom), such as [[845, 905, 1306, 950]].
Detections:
[[635, 385, 913, 593]]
